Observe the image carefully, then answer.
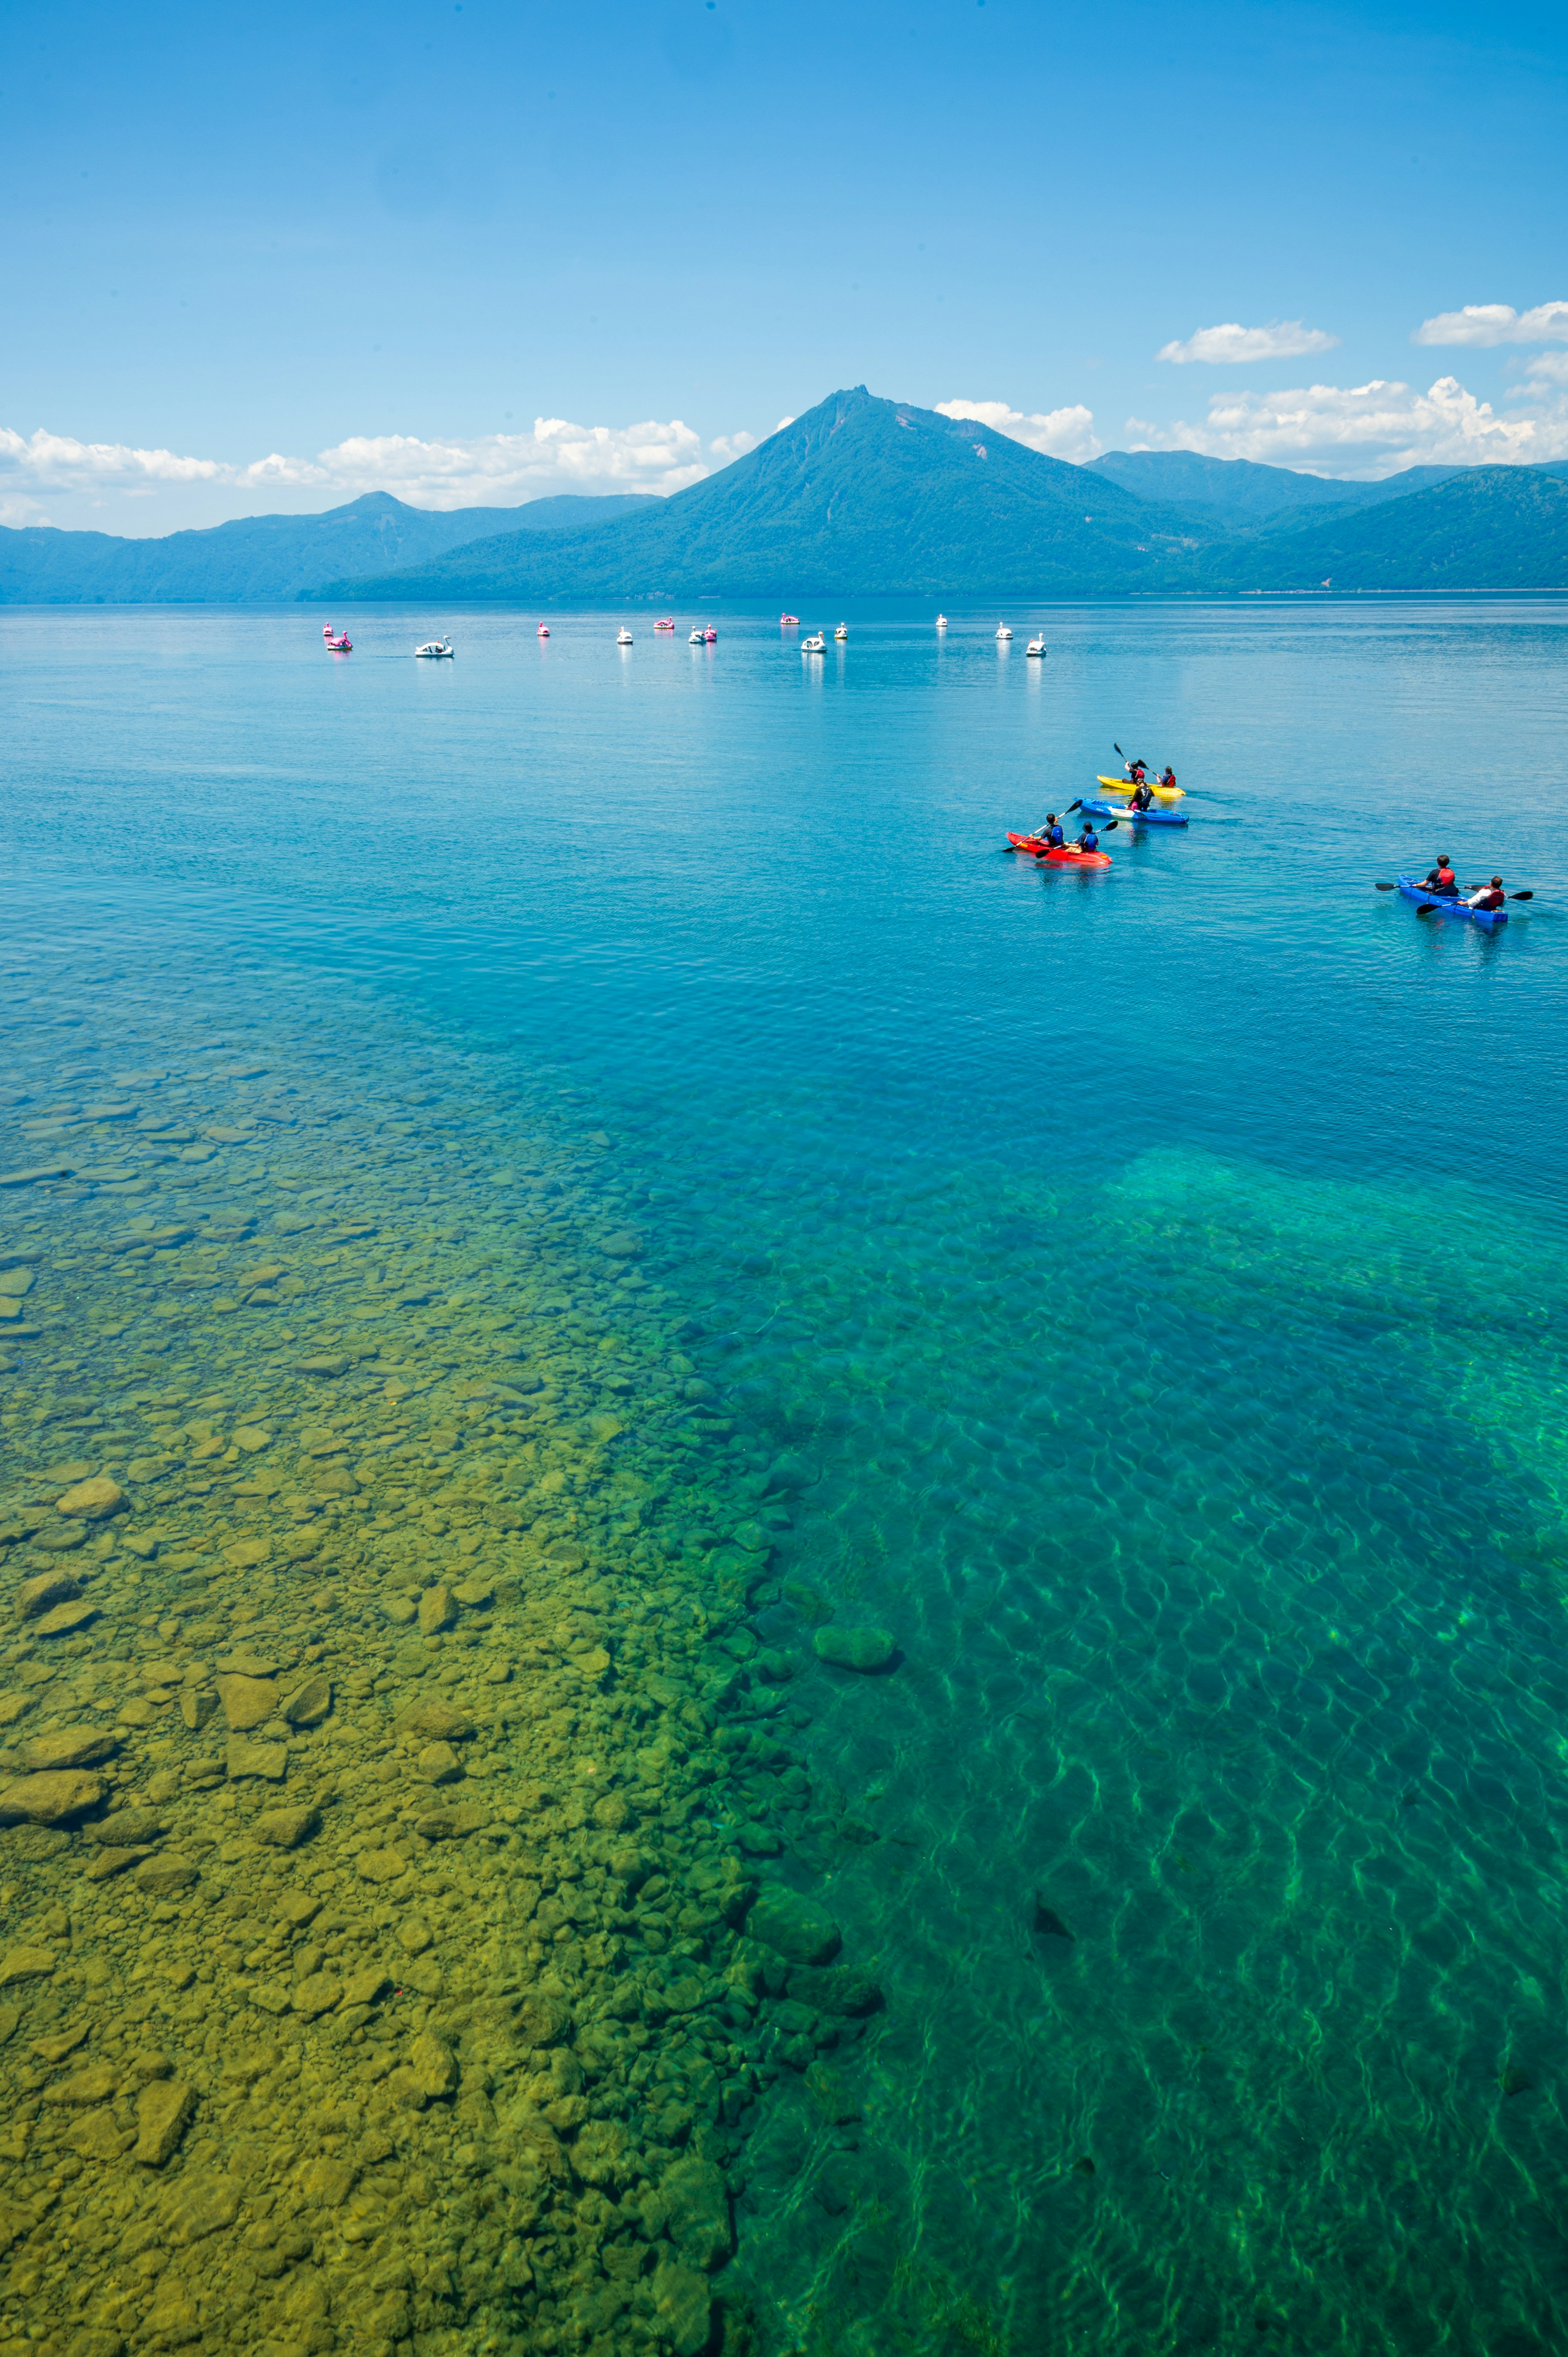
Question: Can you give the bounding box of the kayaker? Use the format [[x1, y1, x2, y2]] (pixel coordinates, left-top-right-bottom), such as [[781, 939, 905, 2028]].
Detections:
[[1419, 857, 1459, 899], [1073, 821, 1100, 853], [1466, 876, 1506, 911], [1158, 766, 1176, 792], [1036, 813, 1065, 848], [1127, 780, 1154, 813], [1125, 759, 1148, 785]]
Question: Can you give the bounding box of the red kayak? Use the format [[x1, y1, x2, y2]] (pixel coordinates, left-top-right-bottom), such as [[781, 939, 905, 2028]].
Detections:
[[1007, 832, 1111, 869]]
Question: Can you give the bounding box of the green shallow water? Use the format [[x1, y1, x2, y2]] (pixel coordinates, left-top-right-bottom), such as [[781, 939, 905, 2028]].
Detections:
[[2, 599, 1568, 2357]]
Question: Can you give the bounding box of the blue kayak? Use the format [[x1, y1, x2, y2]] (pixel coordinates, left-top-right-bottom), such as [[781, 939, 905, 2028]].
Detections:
[[1080, 798, 1189, 828], [1397, 875, 1507, 929]]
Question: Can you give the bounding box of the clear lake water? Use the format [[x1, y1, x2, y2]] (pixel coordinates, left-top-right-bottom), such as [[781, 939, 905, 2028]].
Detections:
[[2, 598, 1567, 2357]]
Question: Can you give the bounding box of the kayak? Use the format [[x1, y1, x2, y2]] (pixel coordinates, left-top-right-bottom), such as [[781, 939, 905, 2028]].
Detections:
[[1005, 833, 1111, 868], [1396, 875, 1508, 930], [1097, 774, 1184, 805], [1079, 798, 1188, 828]]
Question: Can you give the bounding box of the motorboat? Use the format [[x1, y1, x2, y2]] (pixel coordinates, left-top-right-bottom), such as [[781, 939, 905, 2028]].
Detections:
[[616, 628, 634, 645], [780, 613, 800, 627], [802, 633, 826, 654], [655, 617, 675, 631], [537, 623, 550, 639], [414, 637, 454, 658], [935, 614, 948, 629], [322, 625, 352, 651], [996, 625, 1012, 642], [1026, 636, 1047, 657], [689, 627, 706, 644], [703, 625, 717, 643], [834, 623, 848, 641]]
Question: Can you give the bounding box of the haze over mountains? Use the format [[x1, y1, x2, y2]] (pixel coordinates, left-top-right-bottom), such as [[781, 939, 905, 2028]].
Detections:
[[4, 388, 1566, 603]]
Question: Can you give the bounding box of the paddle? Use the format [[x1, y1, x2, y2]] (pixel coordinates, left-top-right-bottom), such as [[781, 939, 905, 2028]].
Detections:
[[1377, 880, 1535, 903]]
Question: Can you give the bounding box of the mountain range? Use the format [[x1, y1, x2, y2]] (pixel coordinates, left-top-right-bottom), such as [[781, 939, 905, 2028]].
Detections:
[[4, 388, 1566, 603]]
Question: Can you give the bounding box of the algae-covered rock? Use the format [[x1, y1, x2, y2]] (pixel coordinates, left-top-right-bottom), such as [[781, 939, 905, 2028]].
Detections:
[[409, 2029, 457, 2100], [651, 2258, 712, 2357], [226, 1734, 287, 1780], [813, 1624, 896, 1672], [162, 2172, 242, 2244], [417, 1583, 455, 1635], [746, 1885, 842, 1966], [293, 1972, 342, 2018], [44, 2061, 118, 2105], [658, 2155, 733, 2271], [134, 1853, 197, 1896], [395, 1697, 475, 1742], [89, 1807, 165, 1846], [136, 2077, 195, 2166], [0, 1942, 55, 1980], [67, 2112, 136, 2162], [19, 1727, 120, 1772], [15, 1567, 81, 1621], [216, 1673, 279, 1729], [357, 1848, 408, 1885], [54, 1476, 125, 1521], [280, 1672, 331, 1727], [32, 1598, 99, 1637], [254, 1802, 321, 1849], [0, 1769, 103, 1825]]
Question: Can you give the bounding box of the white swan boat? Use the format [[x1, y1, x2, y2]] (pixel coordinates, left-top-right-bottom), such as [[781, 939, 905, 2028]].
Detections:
[[801, 633, 826, 654], [689, 627, 706, 644], [1026, 636, 1047, 657], [616, 628, 634, 645], [935, 614, 948, 629], [834, 623, 848, 641], [995, 625, 1012, 642], [415, 637, 454, 658]]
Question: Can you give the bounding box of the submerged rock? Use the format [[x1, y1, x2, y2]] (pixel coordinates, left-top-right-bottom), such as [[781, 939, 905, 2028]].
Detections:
[[746, 1885, 843, 1966], [813, 1624, 896, 1672], [0, 1770, 104, 1825]]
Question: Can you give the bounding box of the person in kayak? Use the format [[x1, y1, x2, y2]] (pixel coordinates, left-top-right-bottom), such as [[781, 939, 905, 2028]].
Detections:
[[1419, 857, 1459, 898], [1125, 759, 1148, 785], [1071, 821, 1100, 853], [1158, 766, 1176, 792], [1466, 876, 1506, 911], [1127, 779, 1154, 812], [1034, 813, 1066, 848]]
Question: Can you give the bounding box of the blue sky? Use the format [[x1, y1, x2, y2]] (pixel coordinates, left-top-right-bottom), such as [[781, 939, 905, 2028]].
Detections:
[[4, 0, 1567, 532]]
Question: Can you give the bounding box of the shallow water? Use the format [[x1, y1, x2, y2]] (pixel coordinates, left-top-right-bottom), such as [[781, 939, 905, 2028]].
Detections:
[[3, 599, 1568, 2357]]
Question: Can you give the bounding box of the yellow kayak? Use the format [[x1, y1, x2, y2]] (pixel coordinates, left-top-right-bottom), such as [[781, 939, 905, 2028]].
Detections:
[[1096, 773, 1185, 805]]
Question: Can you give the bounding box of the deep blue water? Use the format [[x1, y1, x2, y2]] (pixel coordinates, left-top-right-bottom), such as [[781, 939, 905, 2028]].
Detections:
[[7, 598, 1568, 2354]]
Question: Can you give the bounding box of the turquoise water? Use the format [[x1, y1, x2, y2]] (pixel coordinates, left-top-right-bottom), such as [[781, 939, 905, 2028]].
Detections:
[[5, 599, 1568, 2355]]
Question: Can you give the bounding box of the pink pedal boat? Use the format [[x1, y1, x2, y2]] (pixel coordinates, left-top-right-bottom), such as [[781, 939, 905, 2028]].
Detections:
[[322, 624, 352, 651], [537, 623, 550, 638]]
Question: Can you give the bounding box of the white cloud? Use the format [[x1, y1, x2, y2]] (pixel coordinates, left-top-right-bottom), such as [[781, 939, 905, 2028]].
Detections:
[[1156, 321, 1340, 365], [1123, 374, 1568, 478], [0, 427, 227, 487], [935, 397, 1101, 462], [0, 414, 742, 513], [1519, 352, 1568, 391], [1414, 301, 1568, 348]]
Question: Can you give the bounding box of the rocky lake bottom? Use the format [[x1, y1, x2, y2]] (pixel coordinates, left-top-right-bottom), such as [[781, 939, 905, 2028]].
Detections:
[[0, 962, 902, 2357]]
